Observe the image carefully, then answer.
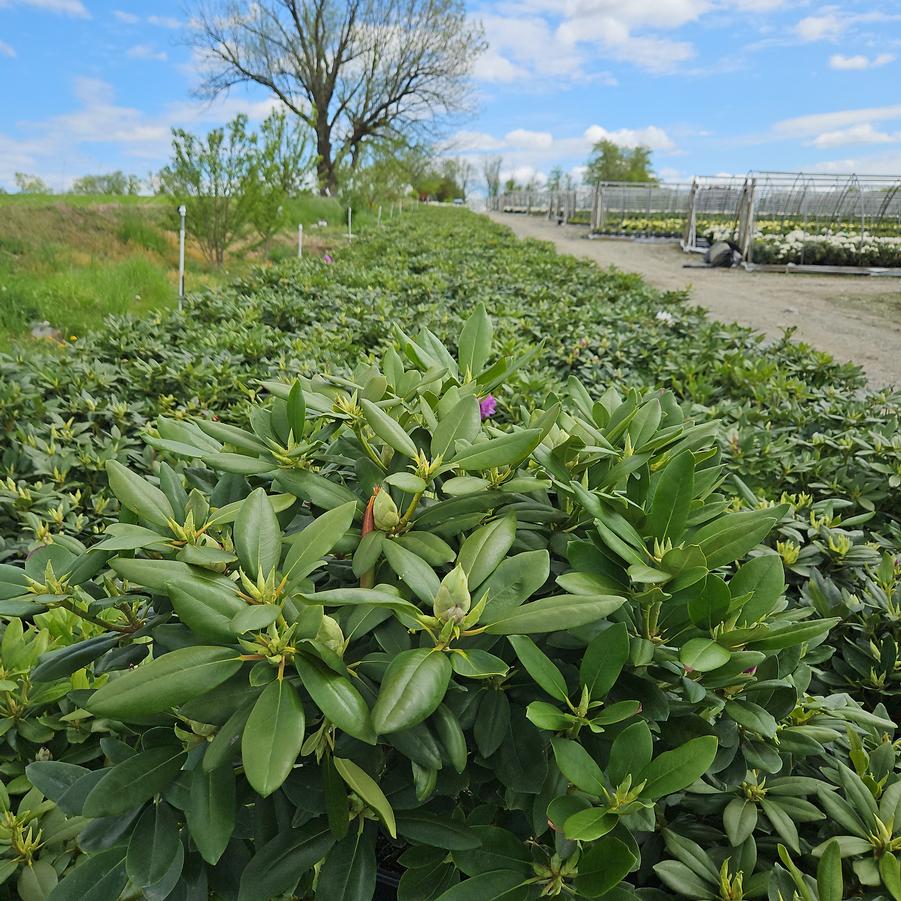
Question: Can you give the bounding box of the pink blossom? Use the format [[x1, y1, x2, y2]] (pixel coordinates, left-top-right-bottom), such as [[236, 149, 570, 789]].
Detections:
[[479, 395, 497, 419], [323, 254, 333, 264]]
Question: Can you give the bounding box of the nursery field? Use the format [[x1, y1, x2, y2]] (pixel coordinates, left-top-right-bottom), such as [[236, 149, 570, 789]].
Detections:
[[490, 211, 901, 388], [0, 207, 899, 900]]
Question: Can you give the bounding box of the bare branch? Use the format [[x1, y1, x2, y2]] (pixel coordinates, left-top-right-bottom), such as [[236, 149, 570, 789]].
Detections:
[[187, 0, 485, 193]]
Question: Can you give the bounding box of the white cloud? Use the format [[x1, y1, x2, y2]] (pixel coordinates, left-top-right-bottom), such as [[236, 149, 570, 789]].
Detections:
[[501, 164, 548, 188], [505, 129, 554, 149], [773, 104, 901, 138], [829, 52, 894, 70], [0, 39, 15, 58], [112, 10, 179, 28], [812, 123, 898, 148], [0, 77, 286, 189], [446, 130, 506, 152], [147, 15, 180, 28], [796, 12, 844, 42], [13, 0, 91, 19], [792, 7, 901, 44], [472, 48, 528, 83], [810, 150, 901, 174], [732, 0, 786, 8], [583, 124, 675, 151], [473, 0, 701, 82], [1, 0, 90, 15], [127, 44, 167, 62], [442, 120, 677, 188]]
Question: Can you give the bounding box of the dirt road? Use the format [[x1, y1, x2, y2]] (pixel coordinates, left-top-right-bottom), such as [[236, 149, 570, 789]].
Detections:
[[487, 212, 901, 388]]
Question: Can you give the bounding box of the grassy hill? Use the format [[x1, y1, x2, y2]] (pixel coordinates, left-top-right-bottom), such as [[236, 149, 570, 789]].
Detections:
[[0, 193, 353, 347]]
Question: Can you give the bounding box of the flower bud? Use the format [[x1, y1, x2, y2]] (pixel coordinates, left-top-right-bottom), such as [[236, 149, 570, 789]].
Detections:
[[316, 615, 344, 653], [433, 564, 471, 624], [373, 488, 400, 530]]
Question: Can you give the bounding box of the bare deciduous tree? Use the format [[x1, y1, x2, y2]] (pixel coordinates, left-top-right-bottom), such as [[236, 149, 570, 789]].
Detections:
[[190, 0, 485, 195], [482, 155, 502, 199]]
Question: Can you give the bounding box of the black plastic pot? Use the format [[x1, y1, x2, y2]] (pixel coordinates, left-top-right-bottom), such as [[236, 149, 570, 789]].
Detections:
[[374, 867, 400, 900]]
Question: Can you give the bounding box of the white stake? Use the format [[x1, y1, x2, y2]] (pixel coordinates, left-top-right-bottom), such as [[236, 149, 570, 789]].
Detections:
[[178, 205, 187, 301], [297, 223, 303, 258], [377, 205, 382, 226], [347, 206, 352, 239]]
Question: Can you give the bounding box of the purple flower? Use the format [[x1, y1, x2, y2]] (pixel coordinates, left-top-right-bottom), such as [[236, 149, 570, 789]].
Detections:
[[323, 254, 333, 264], [479, 395, 497, 419]]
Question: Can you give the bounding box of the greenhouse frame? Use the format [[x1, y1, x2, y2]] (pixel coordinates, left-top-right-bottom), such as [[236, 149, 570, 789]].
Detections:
[[493, 171, 901, 270]]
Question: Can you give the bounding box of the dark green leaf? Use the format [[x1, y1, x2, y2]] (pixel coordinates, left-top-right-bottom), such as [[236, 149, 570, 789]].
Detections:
[[88, 646, 242, 721], [242, 679, 305, 797], [371, 648, 451, 734]]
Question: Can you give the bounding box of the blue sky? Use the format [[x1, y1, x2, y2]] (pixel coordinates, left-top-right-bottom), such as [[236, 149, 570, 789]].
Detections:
[[1, 0, 900, 191]]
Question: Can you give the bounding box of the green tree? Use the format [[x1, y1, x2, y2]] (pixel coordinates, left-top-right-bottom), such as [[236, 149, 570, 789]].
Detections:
[[547, 165, 563, 191], [14, 172, 52, 194], [70, 172, 142, 195], [245, 111, 314, 252], [441, 157, 474, 200], [158, 115, 256, 265], [342, 141, 428, 209], [585, 139, 655, 185]]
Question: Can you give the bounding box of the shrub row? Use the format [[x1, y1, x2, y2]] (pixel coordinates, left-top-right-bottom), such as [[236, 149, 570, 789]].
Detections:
[[0, 208, 898, 899]]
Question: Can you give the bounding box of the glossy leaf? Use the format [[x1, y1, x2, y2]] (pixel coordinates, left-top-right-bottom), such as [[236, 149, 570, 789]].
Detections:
[[234, 487, 282, 577], [87, 646, 242, 721], [361, 399, 418, 458], [452, 429, 542, 471], [574, 836, 637, 897], [242, 678, 305, 797], [646, 451, 694, 542], [106, 460, 174, 528], [333, 757, 397, 838], [508, 635, 568, 701], [83, 747, 187, 817], [372, 648, 452, 734], [680, 638, 731, 673], [458, 515, 517, 589], [284, 501, 357, 581], [187, 764, 235, 865], [126, 802, 181, 889], [296, 656, 376, 744], [638, 736, 718, 799], [483, 594, 624, 634], [316, 828, 376, 901], [580, 622, 629, 699], [458, 302, 493, 376], [236, 819, 335, 901]]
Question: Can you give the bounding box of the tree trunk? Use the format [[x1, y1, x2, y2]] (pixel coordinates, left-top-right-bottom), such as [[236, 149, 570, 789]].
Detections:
[[316, 124, 337, 196]]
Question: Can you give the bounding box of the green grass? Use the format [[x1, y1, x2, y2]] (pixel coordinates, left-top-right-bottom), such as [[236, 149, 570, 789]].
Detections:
[[0, 193, 354, 347], [0, 256, 176, 338], [0, 193, 168, 208]]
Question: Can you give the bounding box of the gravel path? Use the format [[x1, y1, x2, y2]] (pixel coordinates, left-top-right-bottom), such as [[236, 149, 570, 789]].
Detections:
[[487, 212, 901, 389]]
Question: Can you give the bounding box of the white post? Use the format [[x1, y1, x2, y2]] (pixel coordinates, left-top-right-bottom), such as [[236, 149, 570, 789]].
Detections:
[[347, 206, 352, 239], [297, 223, 303, 258], [178, 205, 186, 301], [377, 205, 382, 226]]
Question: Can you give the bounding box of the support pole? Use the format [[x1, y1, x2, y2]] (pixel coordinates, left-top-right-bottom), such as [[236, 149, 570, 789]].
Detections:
[[297, 223, 303, 258], [178, 205, 186, 301], [347, 207, 352, 239], [377, 205, 382, 226]]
